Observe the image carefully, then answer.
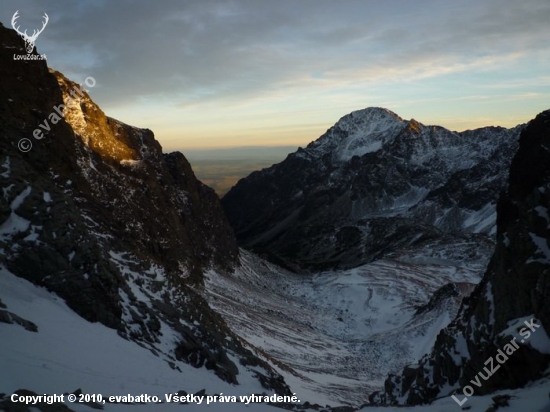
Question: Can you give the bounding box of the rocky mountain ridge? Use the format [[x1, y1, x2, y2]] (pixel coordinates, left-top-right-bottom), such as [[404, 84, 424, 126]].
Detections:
[[0, 22, 288, 394], [222, 107, 523, 271], [378, 109, 550, 405]]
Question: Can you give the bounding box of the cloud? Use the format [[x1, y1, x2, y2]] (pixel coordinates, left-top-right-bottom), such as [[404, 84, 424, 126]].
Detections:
[[1, 0, 549, 147], [2, 1, 548, 101]]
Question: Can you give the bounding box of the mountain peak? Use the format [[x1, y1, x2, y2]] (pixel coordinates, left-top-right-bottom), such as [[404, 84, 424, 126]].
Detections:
[[407, 118, 423, 134], [305, 107, 407, 161], [222, 108, 521, 270], [351, 106, 404, 119], [334, 106, 406, 132]]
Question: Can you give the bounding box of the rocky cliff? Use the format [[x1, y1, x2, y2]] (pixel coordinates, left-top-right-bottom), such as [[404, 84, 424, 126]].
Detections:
[[222, 107, 522, 271], [0, 22, 288, 393], [379, 109, 550, 405]]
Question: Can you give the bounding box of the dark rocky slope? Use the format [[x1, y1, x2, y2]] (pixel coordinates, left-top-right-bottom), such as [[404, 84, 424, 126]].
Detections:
[[378, 109, 550, 405], [222, 107, 522, 271], [0, 22, 288, 393]]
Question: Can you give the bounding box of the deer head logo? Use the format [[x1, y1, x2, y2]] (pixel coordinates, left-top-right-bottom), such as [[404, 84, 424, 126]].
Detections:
[[11, 10, 49, 54]]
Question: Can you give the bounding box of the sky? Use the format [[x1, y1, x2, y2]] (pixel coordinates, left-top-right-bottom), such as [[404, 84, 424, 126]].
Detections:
[[1, 0, 550, 150]]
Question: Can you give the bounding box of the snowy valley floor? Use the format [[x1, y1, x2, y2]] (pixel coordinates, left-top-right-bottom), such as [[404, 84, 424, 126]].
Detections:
[[203, 250, 485, 406], [2, 255, 549, 411]]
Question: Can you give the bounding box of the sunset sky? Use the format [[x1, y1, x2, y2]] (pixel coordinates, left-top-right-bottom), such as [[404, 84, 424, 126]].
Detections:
[[2, 0, 549, 150]]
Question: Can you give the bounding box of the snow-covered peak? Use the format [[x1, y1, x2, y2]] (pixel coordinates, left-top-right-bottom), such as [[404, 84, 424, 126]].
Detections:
[[306, 107, 407, 162], [223, 107, 522, 271], [335, 107, 406, 132]]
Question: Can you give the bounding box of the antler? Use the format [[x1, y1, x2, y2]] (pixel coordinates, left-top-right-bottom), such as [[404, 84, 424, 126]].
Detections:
[[27, 13, 49, 41], [11, 11, 49, 41], [11, 10, 27, 38]]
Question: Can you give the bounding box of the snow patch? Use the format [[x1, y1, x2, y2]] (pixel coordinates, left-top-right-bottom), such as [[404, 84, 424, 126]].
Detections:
[[0, 267, 283, 411], [10, 186, 32, 210], [1, 157, 10, 178], [0, 187, 33, 241], [528, 232, 550, 263]]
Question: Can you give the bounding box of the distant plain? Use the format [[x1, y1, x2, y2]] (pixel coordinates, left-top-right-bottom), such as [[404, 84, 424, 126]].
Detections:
[[184, 146, 297, 196]]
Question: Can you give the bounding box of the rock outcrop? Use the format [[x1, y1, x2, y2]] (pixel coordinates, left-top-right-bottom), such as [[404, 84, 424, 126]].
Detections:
[[378, 109, 550, 405]]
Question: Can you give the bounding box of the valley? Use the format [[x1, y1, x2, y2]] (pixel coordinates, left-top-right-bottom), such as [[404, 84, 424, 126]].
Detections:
[[204, 250, 483, 406]]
